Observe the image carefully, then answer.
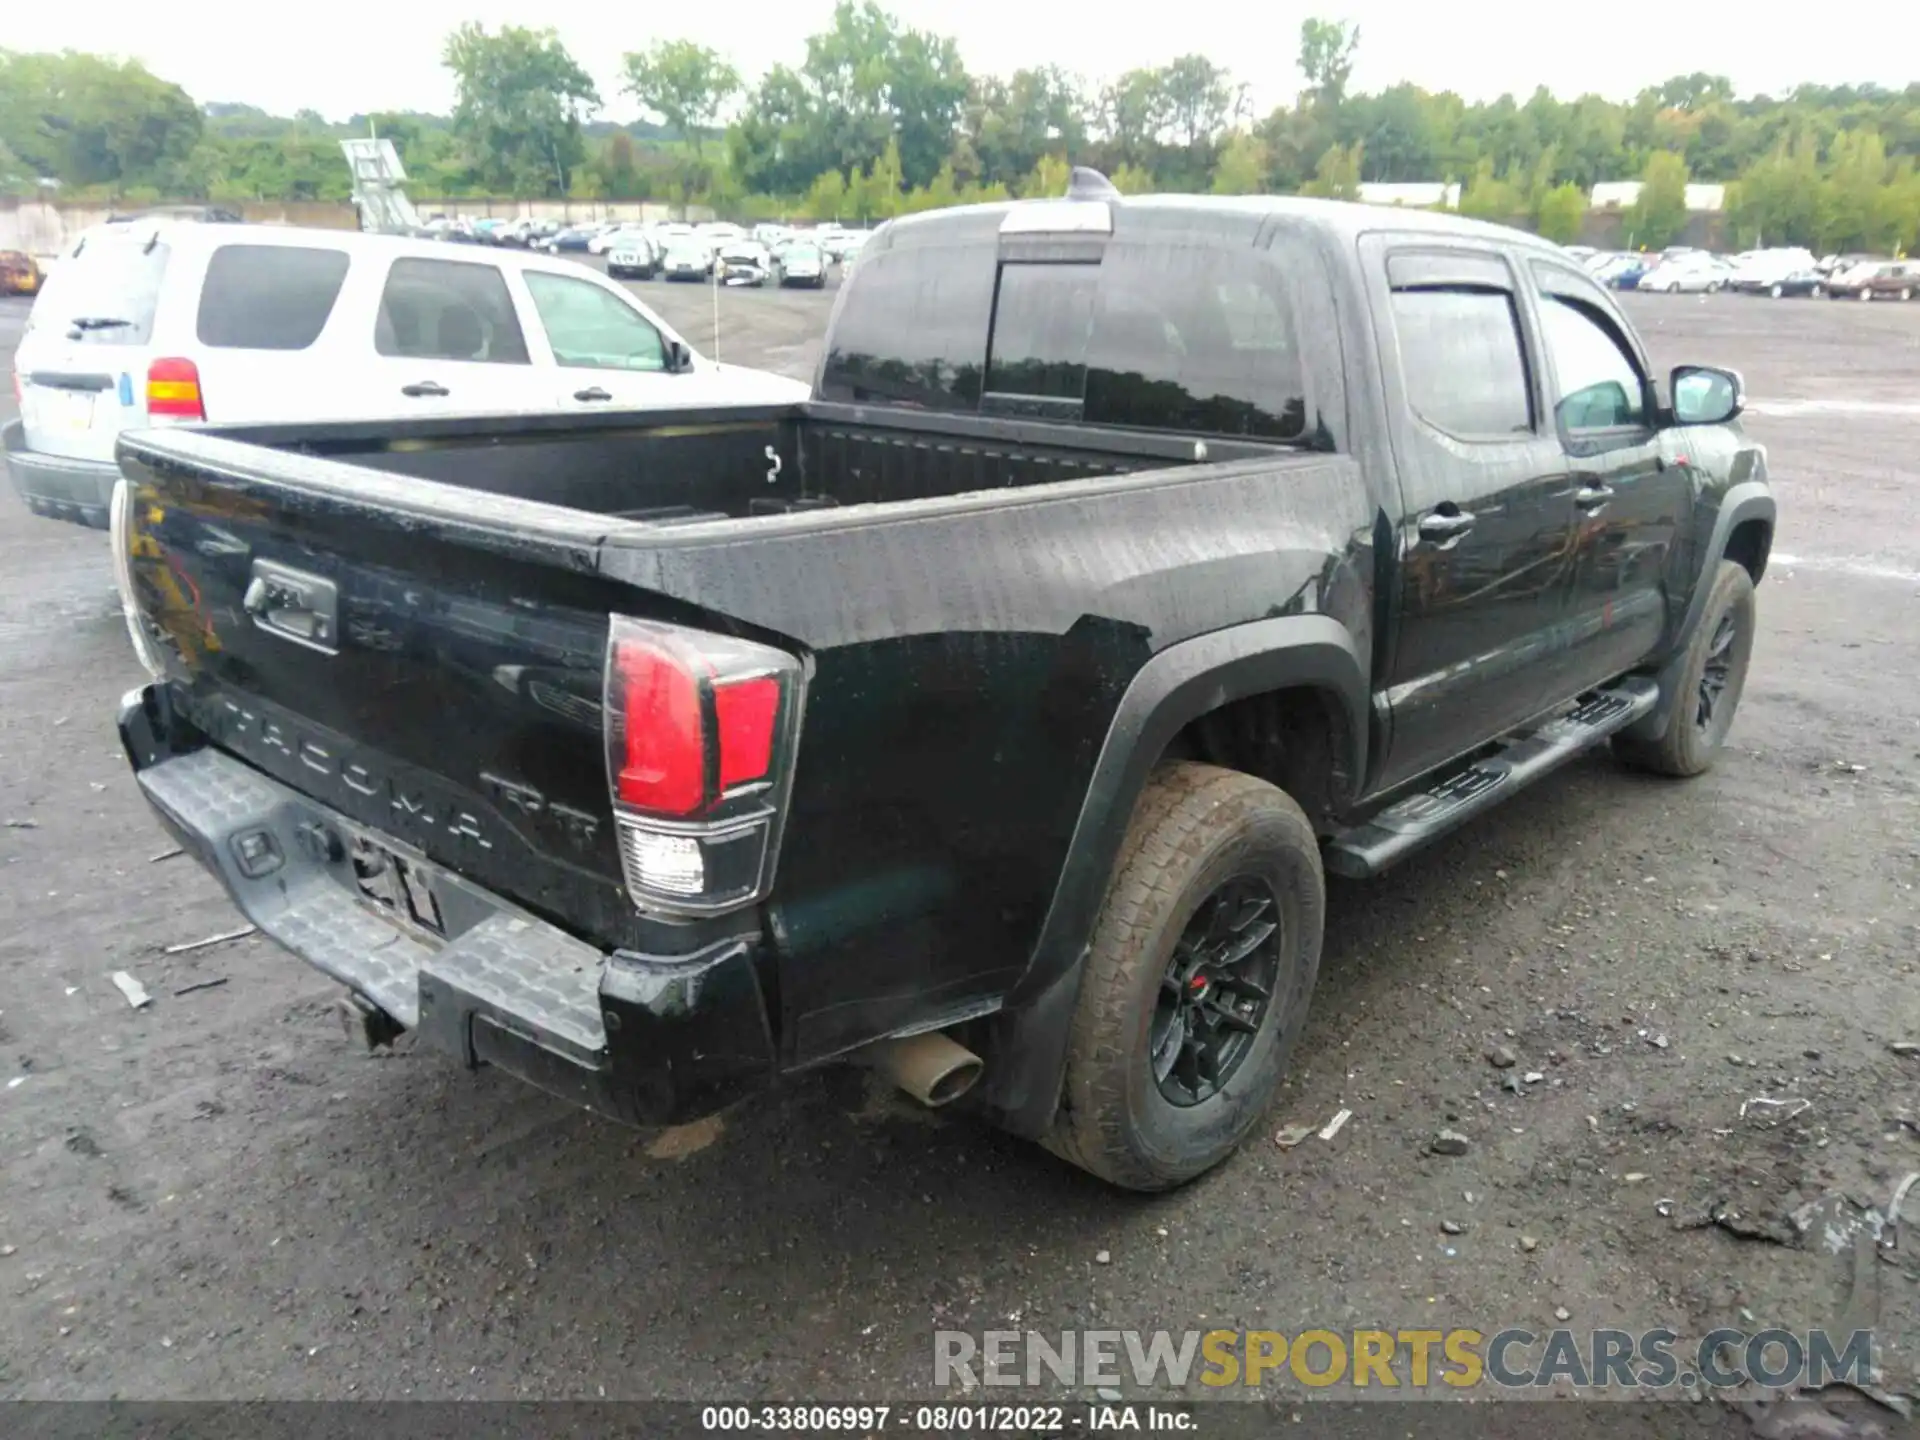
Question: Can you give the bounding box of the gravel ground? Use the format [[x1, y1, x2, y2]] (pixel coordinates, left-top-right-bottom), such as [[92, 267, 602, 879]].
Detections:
[[0, 274, 1916, 1419]]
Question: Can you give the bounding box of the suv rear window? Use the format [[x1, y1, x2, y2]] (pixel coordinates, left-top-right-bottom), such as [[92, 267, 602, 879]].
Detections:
[[29, 235, 171, 346], [196, 244, 350, 350]]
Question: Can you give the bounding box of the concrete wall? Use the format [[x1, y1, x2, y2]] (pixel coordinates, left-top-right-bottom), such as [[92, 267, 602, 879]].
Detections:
[[0, 197, 715, 258], [0, 198, 360, 257], [1582, 206, 1729, 252]]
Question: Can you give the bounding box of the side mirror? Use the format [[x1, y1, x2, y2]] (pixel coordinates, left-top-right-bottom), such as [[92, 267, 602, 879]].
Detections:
[[665, 340, 693, 374], [1669, 365, 1743, 426]]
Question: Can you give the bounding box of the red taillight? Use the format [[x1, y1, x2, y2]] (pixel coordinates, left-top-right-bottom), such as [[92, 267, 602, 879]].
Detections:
[[607, 619, 796, 818], [604, 616, 803, 916], [613, 637, 706, 815], [714, 676, 779, 790], [146, 357, 204, 420]]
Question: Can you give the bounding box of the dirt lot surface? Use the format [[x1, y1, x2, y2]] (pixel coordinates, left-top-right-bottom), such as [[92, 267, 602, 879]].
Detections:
[[0, 270, 1916, 1423]]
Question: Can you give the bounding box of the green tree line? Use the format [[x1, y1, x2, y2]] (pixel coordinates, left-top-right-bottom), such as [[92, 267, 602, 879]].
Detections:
[[4, 12, 1919, 252]]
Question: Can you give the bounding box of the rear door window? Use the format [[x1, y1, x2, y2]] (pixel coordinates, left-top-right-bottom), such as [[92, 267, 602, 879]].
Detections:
[[28, 235, 170, 346], [374, 258, 530, 364], [196, 243, 350, 350], [1389, 287, 1535, 438]]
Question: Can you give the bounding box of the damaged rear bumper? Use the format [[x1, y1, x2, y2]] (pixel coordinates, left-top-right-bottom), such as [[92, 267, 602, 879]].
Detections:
[[118, 683, 777, 1127]]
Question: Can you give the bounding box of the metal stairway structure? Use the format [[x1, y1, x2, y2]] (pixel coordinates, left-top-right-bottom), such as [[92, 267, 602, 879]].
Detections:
[[341, 137, 420, 235]]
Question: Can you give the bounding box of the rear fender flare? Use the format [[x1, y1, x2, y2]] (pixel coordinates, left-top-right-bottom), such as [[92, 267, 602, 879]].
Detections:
[[979, 614, 1368, 1139]]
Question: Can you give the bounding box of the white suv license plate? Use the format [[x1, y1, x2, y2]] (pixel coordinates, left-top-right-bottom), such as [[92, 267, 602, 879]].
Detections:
[[30, 387, 97, 433]]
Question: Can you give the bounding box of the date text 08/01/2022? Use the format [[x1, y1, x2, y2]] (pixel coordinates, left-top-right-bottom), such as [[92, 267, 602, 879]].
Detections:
[[699, 1404, 1161, 1432]]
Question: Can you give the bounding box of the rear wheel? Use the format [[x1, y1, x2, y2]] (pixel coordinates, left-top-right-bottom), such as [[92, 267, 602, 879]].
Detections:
[[1860, 288, 1873, 301], [1769, 283, 1784, 298], [1613, 560, 1756, 778], [1050, 763, 1324, 1191], [1902, 288, 1913, 302]]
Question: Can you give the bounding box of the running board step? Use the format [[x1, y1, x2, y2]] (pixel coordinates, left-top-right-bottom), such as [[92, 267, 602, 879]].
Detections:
[[1325, 676, 1659, 879]]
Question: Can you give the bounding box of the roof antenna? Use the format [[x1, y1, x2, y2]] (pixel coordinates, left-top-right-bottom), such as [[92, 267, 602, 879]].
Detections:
[[1066, 167, 1120, 200]]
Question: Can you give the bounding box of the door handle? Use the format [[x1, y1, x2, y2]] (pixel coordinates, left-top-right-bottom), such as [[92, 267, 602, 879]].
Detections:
[[1418, 508, 1476, 542], [573, 386, 613, 402], [1574, 485, 1616, 509], [400, 381, 449, 398]]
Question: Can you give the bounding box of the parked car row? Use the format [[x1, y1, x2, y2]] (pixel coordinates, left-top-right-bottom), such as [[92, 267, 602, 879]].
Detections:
[[1568, 242, 1917, 300], [404, 215, 872, 270], [604, 222, 860, 288]]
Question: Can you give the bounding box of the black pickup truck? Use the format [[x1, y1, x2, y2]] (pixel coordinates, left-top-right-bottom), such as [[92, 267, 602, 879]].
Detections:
[[109, 177, 1774, 1190]]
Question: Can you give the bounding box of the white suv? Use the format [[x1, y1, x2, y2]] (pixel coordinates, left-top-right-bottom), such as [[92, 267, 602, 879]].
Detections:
[[4, 220, 807, 528]]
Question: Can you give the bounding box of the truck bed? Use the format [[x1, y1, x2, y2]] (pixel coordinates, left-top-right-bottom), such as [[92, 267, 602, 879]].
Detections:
[[207, 401, 1283, 526], [115, 399, 1363, 1067]]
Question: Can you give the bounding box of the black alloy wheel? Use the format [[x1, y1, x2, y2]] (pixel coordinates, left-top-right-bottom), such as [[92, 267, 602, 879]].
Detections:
[[1695, 611, 1739, 736], [1150, 876, 1282, 1106]]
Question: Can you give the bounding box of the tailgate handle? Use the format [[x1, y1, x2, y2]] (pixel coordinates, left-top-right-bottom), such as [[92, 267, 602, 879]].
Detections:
[[243, 561, 340, 655], [401, 380, 449, 398], [1418, 507, 1476, 543]]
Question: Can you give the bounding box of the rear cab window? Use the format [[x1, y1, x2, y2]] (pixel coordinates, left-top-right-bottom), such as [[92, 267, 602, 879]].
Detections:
[[820, 241, 995, 409], [823, 230, 1310, 441], [196, 244, 350, 350], [27, 232, 171, 346]]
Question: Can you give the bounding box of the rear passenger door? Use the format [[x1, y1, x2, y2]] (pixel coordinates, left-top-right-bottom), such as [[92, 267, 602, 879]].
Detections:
[[1366, 243, 1578, 791], [1525, 260, 1688, 699], [362, 256, 543, 414]]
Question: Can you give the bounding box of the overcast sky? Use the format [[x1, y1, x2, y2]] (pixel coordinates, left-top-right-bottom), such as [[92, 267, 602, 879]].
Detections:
[[14, 0, 1920, 122]]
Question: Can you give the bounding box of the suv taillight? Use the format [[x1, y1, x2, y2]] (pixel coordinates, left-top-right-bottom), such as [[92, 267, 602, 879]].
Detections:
[[603, 615, 804, 917], [146, 357, 204, 420]]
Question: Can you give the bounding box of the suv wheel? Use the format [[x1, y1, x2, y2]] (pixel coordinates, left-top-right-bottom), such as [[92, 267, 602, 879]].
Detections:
[[1902, 288, 1913, 302], [1050, 762, 1324, 1191], [1769, 283, 1784, 298], [1613, 560, 1756, 778]]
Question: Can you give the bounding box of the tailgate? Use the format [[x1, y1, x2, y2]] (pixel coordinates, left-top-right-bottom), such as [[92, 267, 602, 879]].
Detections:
[[115, 428, 708, 946]]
